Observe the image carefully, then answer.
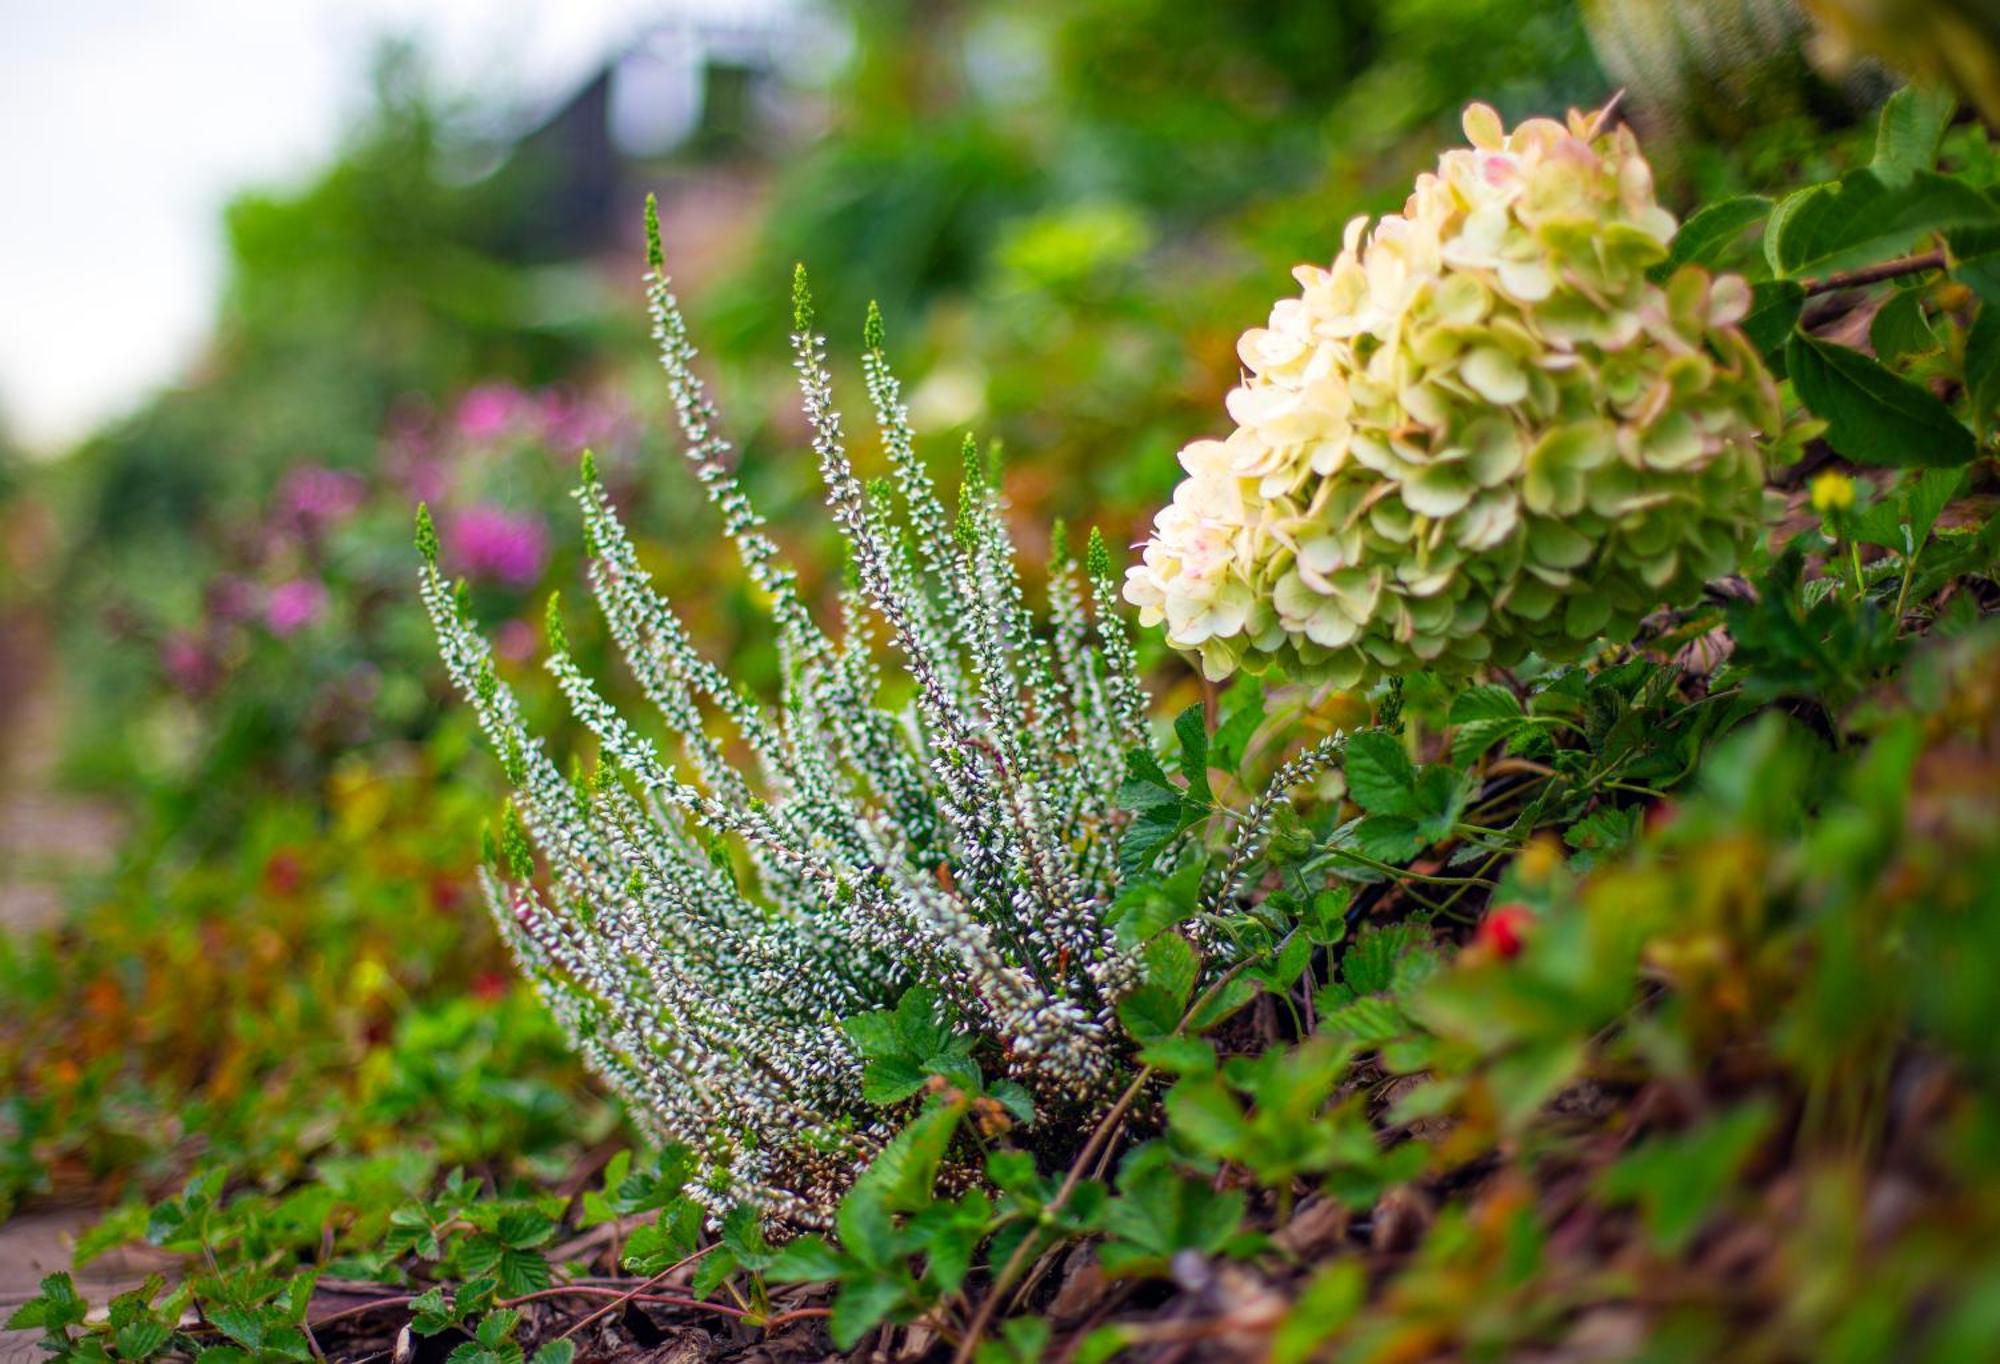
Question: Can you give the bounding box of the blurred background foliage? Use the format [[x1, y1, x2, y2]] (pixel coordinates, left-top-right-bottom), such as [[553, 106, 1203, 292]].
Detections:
[[2, 0, 1990, 1263]]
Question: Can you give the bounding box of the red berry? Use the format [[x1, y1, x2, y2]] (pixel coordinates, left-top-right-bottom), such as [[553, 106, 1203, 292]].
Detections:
[[1478, 903, 1534, 959]]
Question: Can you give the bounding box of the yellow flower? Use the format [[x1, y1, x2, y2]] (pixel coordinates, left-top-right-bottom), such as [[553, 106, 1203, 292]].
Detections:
[[1811, 471, 1857, 517]]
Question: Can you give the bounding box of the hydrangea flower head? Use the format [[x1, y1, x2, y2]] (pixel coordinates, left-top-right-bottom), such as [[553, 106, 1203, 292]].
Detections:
[[1127, 102, 1782, 684]]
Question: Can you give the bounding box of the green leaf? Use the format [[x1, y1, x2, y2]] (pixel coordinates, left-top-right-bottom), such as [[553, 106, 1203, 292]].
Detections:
[[1272, 1262, 1365, 1364], [1947, 218, 2000, 299], [1101, 1148, 1246, 1275], [1139, 1036, 1218, 1075], [1209, 678, 1265, 772], [1183, 976, 1258, 1034], [475, 1308, 520, 1349], [1319, 994, 1407, 1043], [1905, 467, 1968, 550], [210, 1306, 266, 1350], [1118, 748, 1179, 810], [619, 1205, 701, 1274], [1117, 800, 1186, 880], [1869, 288, 1938, 366], [1785, 332, 1976, 467], [496, 1209, 555, 1250], [1106, 861, 1203, 949], [496, 1246, 551, 1297], [860, 1057, 931, 1106], [829, 1275, 906, 1350], [1118, 984, 1185, 1044], [116, 1320, 173, 1360], [1342, 730, 1415, 816], [1447, 684, 1523, 725], [767, 1234, 845, 1282], [839, 1098, 964, 1263], [1173, 705, 1212, 807], [1340, 924, 1428, 997], [1142, 931, 1198, 1006], [1770, 169, 1994, 279], [1653, 196, 1770, 277], [1597, 1101, 1774, 1255], [1072, 1326, 1136, 1364], [1964, 301, 2000, 439], [1408, 766, 1469, 845], [979, 1318, 1053, 1364], [1741, 279, 1805, 363], [689, 1249, 738, 1301], [531, 1342, 577, 1364], [1873, 84, 1956, 185], [1349, 814, 1424, 863]]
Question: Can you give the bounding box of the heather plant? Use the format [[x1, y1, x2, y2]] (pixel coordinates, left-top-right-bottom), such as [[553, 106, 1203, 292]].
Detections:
[[418, 203, 1217, 1225]]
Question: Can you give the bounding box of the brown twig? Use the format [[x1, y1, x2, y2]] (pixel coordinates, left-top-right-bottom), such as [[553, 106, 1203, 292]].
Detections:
[[549, 1244, 717, 1344], [297, 1274, 828, 1340], [1800, 249, 1947, 297]]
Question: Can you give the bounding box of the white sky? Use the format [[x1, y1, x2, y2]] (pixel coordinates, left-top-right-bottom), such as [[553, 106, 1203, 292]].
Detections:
[[0, 0, 693, 454]]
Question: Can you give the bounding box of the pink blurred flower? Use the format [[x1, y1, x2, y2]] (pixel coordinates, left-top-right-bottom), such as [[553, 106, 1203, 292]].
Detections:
[[206, 574, 258, 624], [536, 388, 630, 453], [495, 617, 538, 664], [455, 384, 527, 442], [444, 504, 549, 587], [275, 464, 365, 536], [162, 631, 221, 695], [265, 578, 328, 636]]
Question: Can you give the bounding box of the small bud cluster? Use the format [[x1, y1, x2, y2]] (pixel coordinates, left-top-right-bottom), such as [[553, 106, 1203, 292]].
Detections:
[[420, 204, 1158, 1223], [1126, 103, 1782, 685]]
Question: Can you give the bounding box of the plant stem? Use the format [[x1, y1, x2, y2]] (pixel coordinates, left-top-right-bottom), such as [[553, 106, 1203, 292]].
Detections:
[[1801, 249, 1946, 297]]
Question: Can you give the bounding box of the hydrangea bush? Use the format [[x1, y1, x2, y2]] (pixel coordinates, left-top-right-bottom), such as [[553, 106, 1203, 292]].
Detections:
[[1125, 103, 1784, 684]]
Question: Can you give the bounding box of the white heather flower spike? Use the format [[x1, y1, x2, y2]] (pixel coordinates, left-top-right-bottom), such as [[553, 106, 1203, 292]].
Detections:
[[419, 218, 1168, 1224], [1127, 102, 1784, 687]]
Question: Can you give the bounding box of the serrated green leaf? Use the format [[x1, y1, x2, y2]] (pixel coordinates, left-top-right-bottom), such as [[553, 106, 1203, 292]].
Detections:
[[1142, 932, 1197, 1006], [1118, 984, 1184, 1044], [496, 1209, 555, 1250], [1173, 704, 1212, 807], [828, 1275, 906, 1350], [1447, 684, 1522, 725], [1117, 800, 1188, 881], [496, 1246, 550, 1297], [1786, 332, 1976, 467], [115, 1319, 173, 1360], [1342, 730, 1414, 816], [860, 1057, 931, 1106], [1349, 814, 1424, 863], [210, 1306, 265, 1350], [1319, 994, 1407, 1043]]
